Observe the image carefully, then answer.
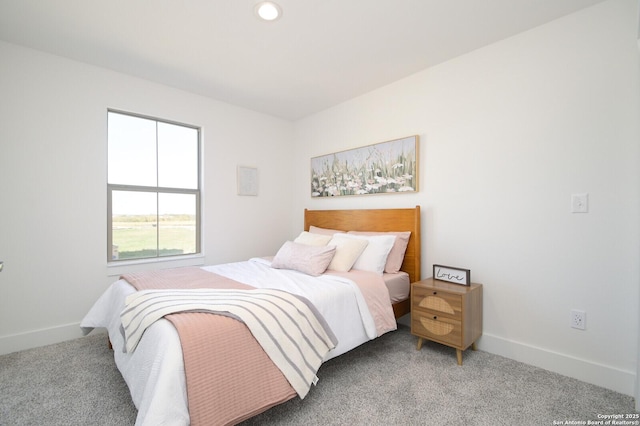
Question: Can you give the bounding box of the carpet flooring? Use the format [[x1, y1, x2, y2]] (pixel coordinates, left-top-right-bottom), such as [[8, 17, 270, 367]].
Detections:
[[1, 325, 636, 425]]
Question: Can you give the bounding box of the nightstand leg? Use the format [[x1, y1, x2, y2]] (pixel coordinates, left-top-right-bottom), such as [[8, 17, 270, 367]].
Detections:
[[471, 342, 477, 351], [416, 337, 423, 350], [456, 349, 463, 366]]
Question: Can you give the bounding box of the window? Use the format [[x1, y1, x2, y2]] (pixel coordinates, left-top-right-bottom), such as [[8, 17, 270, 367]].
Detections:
[[107, 110, 200, 262]]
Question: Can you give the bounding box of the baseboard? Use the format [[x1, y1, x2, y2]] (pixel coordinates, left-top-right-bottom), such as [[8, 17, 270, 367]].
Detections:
[[477, 333, 636, 396], [0, 322, 88, 356]]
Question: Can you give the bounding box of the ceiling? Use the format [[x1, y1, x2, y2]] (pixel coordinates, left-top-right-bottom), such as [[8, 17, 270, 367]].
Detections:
[[0, 0, 606, 120]]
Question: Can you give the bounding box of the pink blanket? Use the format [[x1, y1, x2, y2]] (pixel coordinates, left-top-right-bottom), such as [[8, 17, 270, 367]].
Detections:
[[121, 268, 297, 426]]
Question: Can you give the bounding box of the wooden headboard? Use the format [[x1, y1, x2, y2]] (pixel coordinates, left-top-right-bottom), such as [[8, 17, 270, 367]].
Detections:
[[304, 206, 421, 284]]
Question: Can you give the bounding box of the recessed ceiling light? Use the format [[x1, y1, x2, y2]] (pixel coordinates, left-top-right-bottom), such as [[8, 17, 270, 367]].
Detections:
[[255, 1, 282, 21]]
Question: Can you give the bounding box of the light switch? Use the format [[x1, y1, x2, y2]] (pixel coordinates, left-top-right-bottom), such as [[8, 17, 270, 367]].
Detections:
[[0, 261, 3, 272], [571, 193, 589, 213]]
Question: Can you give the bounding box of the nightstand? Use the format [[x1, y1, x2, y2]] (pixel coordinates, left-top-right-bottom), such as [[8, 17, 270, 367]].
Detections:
[[411, 278, 483, 365]]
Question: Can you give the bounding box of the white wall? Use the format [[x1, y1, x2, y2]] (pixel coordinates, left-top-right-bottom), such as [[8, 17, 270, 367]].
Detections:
[[0, 41, 295, 354], [292, 0, 640, 395]]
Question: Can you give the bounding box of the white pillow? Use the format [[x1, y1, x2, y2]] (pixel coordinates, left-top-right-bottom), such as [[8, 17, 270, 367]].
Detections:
[[326, 234, 369, 272], [342, 234, 396, 274], [293, 231, 332, 246], [271, 241, 336, 276], [348, 231, 411, 273], [309, 225, 345, 236]]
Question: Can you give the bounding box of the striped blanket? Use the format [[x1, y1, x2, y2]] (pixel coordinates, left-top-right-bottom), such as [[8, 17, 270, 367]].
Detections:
[[121, 288, 337, 398]]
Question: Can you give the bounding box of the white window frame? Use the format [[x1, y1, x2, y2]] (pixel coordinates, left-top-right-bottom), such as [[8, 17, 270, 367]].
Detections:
[[107, 109, 202, 265]]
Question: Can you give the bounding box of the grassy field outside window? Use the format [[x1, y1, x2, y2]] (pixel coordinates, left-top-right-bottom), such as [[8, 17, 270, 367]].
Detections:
[[112, 214, 196, 259]]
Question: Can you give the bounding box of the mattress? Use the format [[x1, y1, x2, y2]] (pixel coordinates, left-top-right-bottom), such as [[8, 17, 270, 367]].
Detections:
[[384, 271, 410, 303]]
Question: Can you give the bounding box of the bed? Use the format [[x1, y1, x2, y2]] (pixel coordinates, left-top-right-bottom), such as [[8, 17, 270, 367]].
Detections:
[[81, 206, 421, 425], [303, 207, 421, 318]]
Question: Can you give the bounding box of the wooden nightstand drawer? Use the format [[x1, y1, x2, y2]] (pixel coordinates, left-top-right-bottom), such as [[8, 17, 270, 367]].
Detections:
[[411, 312, 461, 347], [412, 286, 462, 318]]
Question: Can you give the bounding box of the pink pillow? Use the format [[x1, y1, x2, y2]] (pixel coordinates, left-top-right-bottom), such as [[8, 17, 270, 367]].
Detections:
[[271, 241, 336, 276], [348, 231, 411, 273]]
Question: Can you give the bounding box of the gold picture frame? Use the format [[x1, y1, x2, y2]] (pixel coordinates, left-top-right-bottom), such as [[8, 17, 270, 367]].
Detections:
[[310, 135, 418, 197]]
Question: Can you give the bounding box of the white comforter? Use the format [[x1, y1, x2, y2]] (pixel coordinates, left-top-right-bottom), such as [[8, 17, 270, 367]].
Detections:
[[81, 257, 394, 426]]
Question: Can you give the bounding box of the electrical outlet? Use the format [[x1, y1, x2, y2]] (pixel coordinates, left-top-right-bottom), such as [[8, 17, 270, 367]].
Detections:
[[571, 309, 586, 330]]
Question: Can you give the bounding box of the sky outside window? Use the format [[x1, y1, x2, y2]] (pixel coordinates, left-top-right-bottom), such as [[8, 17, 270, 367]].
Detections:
[[108, 111, 198, 216]]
